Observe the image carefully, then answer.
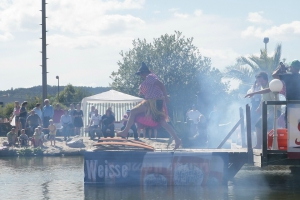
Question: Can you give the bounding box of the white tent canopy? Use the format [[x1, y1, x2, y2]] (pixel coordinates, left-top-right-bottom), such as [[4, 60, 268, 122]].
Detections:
[[81, 90, 143, 126]]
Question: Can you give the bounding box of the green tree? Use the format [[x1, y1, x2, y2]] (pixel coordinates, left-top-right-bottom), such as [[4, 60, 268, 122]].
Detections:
[[226, 44, 282, 92], [0, 102, 14, 119], [57, 84, 91, 106], [111, 31, 229, 119]]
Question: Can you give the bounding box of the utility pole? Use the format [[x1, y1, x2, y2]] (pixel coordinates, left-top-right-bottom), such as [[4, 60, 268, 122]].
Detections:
[[41, 0, 48, 103]]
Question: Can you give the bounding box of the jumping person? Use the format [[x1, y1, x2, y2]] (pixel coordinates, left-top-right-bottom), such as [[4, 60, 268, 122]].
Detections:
[[117, 62, 181, 149]]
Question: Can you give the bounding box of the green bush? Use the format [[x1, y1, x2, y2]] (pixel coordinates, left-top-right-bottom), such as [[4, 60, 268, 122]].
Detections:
[[18, 148, 33, 156]]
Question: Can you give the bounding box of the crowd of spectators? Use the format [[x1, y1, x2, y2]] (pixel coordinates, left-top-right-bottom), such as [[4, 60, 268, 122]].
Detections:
[[4, 99, 83, 147]]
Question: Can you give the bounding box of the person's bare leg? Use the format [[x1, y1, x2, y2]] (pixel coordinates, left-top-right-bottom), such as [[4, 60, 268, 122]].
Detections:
[[154, 129, 157, 139], [117, 105, 147, 137], [160, 120, 181, 149]]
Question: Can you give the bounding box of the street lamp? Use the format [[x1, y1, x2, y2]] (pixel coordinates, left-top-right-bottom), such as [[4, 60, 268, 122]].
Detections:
[[56, 76, 59, 100], [263, 37, 269, 53], [269, 79, 283, 150]]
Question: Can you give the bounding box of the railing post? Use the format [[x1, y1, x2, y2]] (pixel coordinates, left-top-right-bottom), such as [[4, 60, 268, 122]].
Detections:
[[239, 107, 246, 148], [262, 101, 268, 167], [246, 104, 253, 165]]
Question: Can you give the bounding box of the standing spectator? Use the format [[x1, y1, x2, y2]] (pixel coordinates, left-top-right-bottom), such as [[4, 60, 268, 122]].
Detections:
[[33, 103, 43, 120], [101, 109, 115, 138], [48, 119, 57, 146], [53, 103, 64, 132], [25, 110, 42, 136], [19, 129, 29, 146], [147, 128, 157, 139], [68, 103, 75, 135], [121, 110, 138, 140], [246, 81, 261, 131], [7, 127, 18, 146], [88, 109, 102, 140], [11, 101, 21, 133], [137, 128, 145, 139], [246, 72, 284, 148], [73, 104, 84, 135], [186, 105, 201, 137], [61, 109, 73, 140], [19, 101, 28, 130], [42, 99, 54, 134]]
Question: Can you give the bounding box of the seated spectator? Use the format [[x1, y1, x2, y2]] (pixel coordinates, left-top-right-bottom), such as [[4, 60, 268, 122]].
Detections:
[[48, 119, 57, 146], [101, 109, 115, 138], [138, 127, 145, 139], [7, 127, 18, 146], [19, 129, 29, 146], [89, 109, 102, 140], [32, 128, 41, 147], [60, 109, 72, 141], [38, 126, 45, 145], [121, 110, 138, 140]]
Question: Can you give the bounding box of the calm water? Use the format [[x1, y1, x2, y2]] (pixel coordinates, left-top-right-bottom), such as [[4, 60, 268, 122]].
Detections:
[[0, 156, 300, 200]]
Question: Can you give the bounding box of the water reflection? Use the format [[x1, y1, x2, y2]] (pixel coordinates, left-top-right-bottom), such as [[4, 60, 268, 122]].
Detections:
[[1, 157, 300, 200], [84, 185, 227, 200]]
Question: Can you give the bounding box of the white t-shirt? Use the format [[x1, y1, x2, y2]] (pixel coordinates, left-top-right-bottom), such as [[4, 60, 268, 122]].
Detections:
[[91, 114, 102, 126], [187, 110, 201, 124]]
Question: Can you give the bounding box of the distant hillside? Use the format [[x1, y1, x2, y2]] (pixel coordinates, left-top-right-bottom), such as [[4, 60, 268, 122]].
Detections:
[[0, 85, 110, 104]]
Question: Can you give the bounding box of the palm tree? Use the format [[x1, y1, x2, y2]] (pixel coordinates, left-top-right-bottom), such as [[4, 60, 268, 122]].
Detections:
[[226, 44, 282, 92]]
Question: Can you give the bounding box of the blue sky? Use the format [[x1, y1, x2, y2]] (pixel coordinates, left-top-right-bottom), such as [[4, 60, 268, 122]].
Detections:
[[0, 0, 299, 91]]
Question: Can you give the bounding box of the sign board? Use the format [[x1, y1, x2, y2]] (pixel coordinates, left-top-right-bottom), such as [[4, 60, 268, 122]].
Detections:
[[84, 151, 228, 186]]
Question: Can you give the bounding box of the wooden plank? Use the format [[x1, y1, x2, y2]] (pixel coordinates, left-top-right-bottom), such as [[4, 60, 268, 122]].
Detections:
[[217, 119, 241, 149], [98, 137, 153, 148]]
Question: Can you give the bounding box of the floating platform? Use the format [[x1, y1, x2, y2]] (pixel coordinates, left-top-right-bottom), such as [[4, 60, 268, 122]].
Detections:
[[84, 148, 248, 186]]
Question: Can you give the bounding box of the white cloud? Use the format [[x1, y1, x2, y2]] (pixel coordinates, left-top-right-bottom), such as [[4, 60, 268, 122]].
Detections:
[[168, 8, 180, 12], [0, 32, 14, 41], [0, 0, 40, 32], [47, 34, 133, 49], [194, 10, 202, 17], [241, 21, 300, 39], [47, 0, 145, 35], [173, 12, 189, 19], [199, 48, 239, 69], [247, 12, 271, 24], [0, 0, 145, 35]]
